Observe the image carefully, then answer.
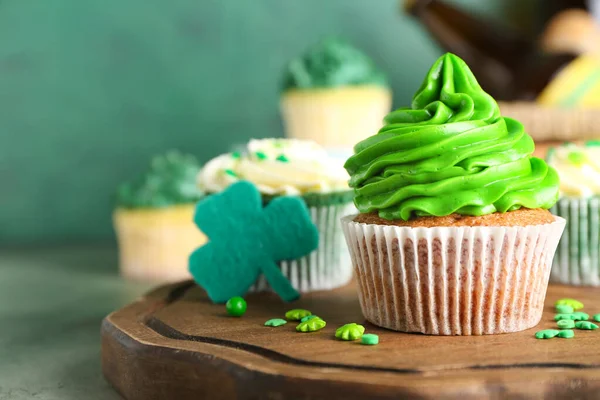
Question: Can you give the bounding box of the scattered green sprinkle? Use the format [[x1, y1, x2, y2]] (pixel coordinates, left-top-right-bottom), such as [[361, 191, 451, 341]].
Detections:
[[225, 297, 247, 317], [555, 304, 574, 314], [586, 140, 600, 147], [567, 151, 586, 165], [557, 329, 575, 339], [573, 312, 590, 321], [231, 151, 241, 159], [361, 334, 379, 345], [255, 151, 267, 160], [264, 318, 287, 327], [535, 329, 560, 339], [335, 323, 365, 341], [555, 299, 584, 310], [224, 169, 238, 178], [555, 313, 576, 321], [300, 315, 317, 323], [554, 312, 588, 321], [575, 321, 599, 330], [285, 309, 312, 321], [557, 319, 576, 329], [276, 154, 289, 162], [296, 317, 326, 333], [594, 314, 600, 322]]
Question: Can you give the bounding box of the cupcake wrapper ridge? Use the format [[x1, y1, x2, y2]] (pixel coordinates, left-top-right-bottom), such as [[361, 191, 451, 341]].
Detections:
[[551, 197, 600, 286], [342, 215, 565, 335]]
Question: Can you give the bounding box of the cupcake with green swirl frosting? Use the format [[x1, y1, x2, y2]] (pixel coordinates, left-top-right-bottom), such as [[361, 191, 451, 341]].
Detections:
[[341, 53, 566, 335], [547, 141, 600, 286], [280, 37, 392, 152], [114, 151, 206, 282]]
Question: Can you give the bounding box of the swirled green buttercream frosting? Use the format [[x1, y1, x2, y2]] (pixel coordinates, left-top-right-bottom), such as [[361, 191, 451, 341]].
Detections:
[[116, 151, 203, 208], [344, 53, 559, 220], [282, 37, 388, 91]]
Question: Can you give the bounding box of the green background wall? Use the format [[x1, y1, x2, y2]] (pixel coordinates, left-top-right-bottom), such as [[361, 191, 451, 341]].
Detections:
[[0, 0, 537, 244]]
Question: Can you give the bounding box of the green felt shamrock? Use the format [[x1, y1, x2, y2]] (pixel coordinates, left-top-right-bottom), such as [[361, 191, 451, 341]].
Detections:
[[335, 323, 365, 341], [189, 181, 319, 303], [296, 317, 327, 332]]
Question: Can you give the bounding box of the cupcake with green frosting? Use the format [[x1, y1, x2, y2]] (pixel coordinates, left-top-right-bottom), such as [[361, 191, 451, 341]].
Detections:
[[281, 37, 392, 152], [547, 141, 600, 286], [198, 138, 355, 292], [114, 151, 206, 282], [341, 53, 566, 335]]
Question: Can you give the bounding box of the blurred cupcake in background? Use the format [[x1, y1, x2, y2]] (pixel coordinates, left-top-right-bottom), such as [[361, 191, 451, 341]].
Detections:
[[280, 37, 392, 157], [547, 141, 600, 286], [198, 138, 355, 292], [114, 151, 206, 282]]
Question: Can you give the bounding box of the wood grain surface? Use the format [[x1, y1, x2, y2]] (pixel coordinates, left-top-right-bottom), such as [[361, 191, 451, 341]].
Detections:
[[102, 281, 600, 400]]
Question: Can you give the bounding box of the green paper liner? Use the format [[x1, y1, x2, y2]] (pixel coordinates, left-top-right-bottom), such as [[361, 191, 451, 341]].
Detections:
[[551, 197, 600, 286], [251, 194, 355, 292]]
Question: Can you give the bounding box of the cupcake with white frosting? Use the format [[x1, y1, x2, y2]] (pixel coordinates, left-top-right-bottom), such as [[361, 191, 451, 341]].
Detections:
[[548, 141, 600, 286], [198, 138, 355, 292]]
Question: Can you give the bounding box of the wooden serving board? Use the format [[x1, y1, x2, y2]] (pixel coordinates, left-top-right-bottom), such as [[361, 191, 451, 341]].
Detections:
[[102, 281, 600, 400]]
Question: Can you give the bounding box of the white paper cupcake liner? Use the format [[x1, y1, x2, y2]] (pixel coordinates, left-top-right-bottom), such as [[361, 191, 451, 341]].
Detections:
[[250, 203, 356, 293], [342, 215, 566, 335], [551, 197, 600, 286]]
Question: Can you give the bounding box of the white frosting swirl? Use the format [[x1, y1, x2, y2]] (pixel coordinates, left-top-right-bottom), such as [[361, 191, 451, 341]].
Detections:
[[198, 139, 350, 195], [547, 143, 600, 197]]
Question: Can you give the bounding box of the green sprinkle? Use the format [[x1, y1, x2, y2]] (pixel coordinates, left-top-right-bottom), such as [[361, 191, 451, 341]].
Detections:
[[555, 313, 575, 321], [296, 317, 326, 332], [573, 312, 590, 321], [575, 321, 599, 330], [555, 304, 574, 314], [535, 329, 560, 339], [557, 329, 575, 339], [224, 169, 238, 178], [361, 334, 379, 345], [300, 315, 317, 323], [225, 297, 247, 317], [567, 151, 586, 165], [264, 318, 287, 327], [231, 151, 241, 159], [586, 140, 600, 147], [557, 319, 576, 329], [555, 312, 588, 321], [276, 154, 289, 162], [555, 299, 584, 310], [255, 151, 267, 160], [285, 309, 312, 321], [593, 314, 600, 322], [335, 323, 365, 341]]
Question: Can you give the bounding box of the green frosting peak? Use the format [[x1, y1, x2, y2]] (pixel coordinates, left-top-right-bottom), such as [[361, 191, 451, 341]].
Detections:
[[115, 151, 203, 208], [282, 37, 388, 91], [345, 53, 559, 220]]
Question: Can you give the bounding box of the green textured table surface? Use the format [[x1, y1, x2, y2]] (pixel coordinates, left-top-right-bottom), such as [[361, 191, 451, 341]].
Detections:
[[0, 245, 153, 400]]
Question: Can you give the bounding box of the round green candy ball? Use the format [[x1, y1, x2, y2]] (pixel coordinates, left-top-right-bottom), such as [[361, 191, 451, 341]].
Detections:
[[226, 296, 247, 317]]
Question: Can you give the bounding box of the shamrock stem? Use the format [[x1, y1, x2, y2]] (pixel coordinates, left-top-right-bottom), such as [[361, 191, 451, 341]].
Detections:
[[261, 261, 300, 302]]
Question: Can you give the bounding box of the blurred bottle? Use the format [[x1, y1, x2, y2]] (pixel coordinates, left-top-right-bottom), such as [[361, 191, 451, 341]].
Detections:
[[404, 0, 577, 101]]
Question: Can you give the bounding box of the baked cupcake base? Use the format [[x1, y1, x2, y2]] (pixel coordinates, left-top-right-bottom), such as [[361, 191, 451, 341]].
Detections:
[[114, 204, 206, 282], [342, 210, 565, 335]]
